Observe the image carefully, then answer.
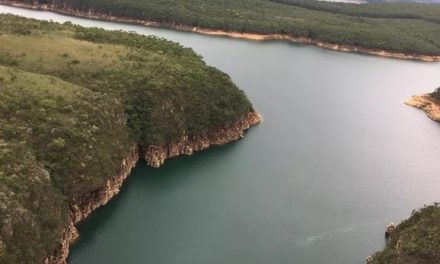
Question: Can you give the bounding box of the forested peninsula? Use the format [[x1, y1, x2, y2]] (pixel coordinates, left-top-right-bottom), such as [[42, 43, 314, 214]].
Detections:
[[2, 0, 440, 61], [0, 14, 261, 264]]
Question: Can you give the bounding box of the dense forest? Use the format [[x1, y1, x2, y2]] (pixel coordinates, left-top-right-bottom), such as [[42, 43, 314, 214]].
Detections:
[[274, 0, 440, 23], [0, 14, 253, 263], [14, 0, 440, 56]]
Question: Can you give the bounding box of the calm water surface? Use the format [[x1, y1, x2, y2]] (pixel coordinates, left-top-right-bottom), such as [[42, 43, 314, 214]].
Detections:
[[2, 5, 440, 264]]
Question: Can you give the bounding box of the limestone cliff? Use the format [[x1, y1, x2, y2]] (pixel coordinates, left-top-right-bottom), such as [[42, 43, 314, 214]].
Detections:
[[143, 111, 262, 167], [405, 94, 440, 121]]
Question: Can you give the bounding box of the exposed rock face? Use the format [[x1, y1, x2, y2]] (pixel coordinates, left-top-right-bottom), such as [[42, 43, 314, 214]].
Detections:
[[41, 110, 261, 263], [143, 111, 262, 167], [405, 94, 440, 121], [43, 146, 139, 264]]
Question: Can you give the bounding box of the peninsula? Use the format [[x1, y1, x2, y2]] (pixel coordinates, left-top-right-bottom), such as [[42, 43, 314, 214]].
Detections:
[[0, 14, 260, 264], [405, 88, 440, 121]]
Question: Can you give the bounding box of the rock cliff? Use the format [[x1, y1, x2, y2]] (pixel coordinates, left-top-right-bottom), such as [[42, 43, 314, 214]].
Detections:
[[44, 146, 139, 264], [144, 111, 262, 167], [405, 94, 440, 121], [43, 110, 261, 263]]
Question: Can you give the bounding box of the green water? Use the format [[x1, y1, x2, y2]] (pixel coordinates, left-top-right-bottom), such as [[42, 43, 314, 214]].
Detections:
[[2, 5, 440, 264]]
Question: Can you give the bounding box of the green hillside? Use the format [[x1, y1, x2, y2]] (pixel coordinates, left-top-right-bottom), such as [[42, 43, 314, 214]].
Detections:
[[20, 0, 440, 55], [0, 14, 253, 263]]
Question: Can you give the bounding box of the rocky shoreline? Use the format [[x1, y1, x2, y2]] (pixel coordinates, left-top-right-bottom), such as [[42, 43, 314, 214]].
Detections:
[[1, 0, 440, 62], [43, 111, 261, 264], [143, 111, 262, 167], [43, 145, 140, 264], [405, 94, 440, 121]]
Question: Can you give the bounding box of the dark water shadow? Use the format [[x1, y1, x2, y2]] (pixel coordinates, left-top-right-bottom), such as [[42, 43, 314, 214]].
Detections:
[[69, 130, 258, 259]]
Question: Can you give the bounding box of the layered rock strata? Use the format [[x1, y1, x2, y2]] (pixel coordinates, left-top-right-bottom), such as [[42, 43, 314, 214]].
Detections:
[[144, 111, 262, 168], [42, 111, 261, 263], [44, 146, 139, 264]]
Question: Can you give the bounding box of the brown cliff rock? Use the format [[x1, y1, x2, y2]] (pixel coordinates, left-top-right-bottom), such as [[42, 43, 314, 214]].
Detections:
[[42, 111, 262, 263], [144, 111, 262, 168], [405, 94, 440, 121], [44, 146, 139, 264]]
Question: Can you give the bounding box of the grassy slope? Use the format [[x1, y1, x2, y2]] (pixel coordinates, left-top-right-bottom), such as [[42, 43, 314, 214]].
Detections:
[[32, 0, 440, 55], [0, 14, 253, 263], [0, 65, 135, 263], [0, 15, 253, 144], [369, 204, 440, 264]]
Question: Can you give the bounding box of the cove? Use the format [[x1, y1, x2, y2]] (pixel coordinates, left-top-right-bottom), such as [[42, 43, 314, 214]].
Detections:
[[2, 5, 440, 264]]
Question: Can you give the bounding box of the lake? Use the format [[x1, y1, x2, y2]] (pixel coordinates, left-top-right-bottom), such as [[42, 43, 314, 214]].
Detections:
[[2, 5, 440, 264]]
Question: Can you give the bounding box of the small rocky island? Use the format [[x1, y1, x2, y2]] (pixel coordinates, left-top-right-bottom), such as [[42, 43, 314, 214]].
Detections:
[[0, 15, 260, 263]]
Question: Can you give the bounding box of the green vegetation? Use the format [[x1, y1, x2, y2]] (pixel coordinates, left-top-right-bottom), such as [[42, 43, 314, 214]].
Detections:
[[274, 0, 440, 23], [0, 14, 253, 263], [431, 87, 440, 103], [21, 0, 440, 55], [369, 204, 440, 264]]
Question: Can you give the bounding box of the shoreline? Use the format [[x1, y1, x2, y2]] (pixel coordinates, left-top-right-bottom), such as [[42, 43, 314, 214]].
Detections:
[[144, 111, 262, 168], [405, 94, 440, 121], [44, 145, 140, 264], [44, 111, 261, 264], [1, 1, 440, 62]]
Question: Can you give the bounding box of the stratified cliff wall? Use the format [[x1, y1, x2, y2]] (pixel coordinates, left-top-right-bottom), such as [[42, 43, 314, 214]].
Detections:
[[44, 146, 139, 264], [43, 110, 261, 263], [144, 111, 262, 167]]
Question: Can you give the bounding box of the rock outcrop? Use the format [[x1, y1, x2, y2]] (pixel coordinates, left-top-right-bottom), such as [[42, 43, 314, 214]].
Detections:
[[42, 110, 261, 263], [44, 145, 139, 264], [405, 94, 440, 121], [385, 223, 396, 237], [143, 111, 262, 167]]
